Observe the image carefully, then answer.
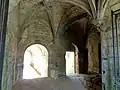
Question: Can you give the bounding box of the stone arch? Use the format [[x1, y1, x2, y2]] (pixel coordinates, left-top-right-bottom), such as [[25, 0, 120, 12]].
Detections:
[[65, 43, 79, 74], [56, 7, 89, 38], [86, 27, 101, 74], [98, 0, 119, 20], [56, 0, 92, 16], [15, 2, 53, 78], [57, 12, 94, 74], [10, 0, 92, 39], [9, 0, 95, 40], [17, 39, 50, 79], [8, 1, 54, 44], [9, 0, 94, 42], [72, 43, 79, 74], [17, 4, 53, 41], [99, 0, 120, 32], [54, 0, 94, 34], [23, 44, 48, 79], [19, 19, 52, 39], [10, 0, 92, 16]]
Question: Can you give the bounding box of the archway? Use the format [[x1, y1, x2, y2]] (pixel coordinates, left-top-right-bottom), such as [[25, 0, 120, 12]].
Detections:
[[23, 44, 48, 79], [65, 43, 79, 75]]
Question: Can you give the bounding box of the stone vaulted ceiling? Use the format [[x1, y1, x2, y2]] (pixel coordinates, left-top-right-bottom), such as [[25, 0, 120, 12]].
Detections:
[[8, 0, 109, 47]]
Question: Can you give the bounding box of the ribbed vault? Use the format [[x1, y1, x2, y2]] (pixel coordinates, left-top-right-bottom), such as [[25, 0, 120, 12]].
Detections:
[[8, 0, 100, 43]]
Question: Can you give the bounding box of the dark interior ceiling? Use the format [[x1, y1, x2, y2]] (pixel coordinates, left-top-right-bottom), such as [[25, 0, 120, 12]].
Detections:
[[64, 16, 93, 52]]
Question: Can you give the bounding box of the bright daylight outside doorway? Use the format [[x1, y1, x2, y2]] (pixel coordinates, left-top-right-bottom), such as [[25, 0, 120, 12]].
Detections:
[[23, 44, 48, 79], [65, 51, 75, 74]]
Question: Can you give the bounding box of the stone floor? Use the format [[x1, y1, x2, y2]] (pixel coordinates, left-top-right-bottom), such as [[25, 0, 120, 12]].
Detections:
[[12, 74, 101, 90]]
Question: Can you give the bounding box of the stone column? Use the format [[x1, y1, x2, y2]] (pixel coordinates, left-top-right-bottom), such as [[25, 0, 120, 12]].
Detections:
[[16, 53, 24, 80], [0, 0, 9, 89], [48, 39, 66, 79], [73, 44, 79, 74]]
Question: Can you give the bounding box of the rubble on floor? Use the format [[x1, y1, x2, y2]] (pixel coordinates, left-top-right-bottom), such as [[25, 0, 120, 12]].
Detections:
[[12, 74, 102, 90]]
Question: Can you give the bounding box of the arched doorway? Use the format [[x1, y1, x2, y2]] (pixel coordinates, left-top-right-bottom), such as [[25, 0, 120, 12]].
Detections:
[[65, 43, 79, 75], [23, 44, 48, 79]]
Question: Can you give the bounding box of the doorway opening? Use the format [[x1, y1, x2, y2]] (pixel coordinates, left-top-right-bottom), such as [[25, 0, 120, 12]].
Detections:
[[23, 44, 48, 79], [65, 44, 79, 75], [65, 51, 75, 74]]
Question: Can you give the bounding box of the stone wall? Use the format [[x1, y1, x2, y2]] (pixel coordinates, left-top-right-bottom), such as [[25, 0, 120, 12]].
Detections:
[[101, 0, 120, 90], [87, 30, 100, 74], [1, 0, 19, 90], [1, 0, 101, 90], [2, 1, 69, 89]]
